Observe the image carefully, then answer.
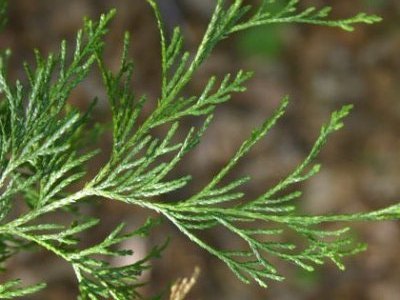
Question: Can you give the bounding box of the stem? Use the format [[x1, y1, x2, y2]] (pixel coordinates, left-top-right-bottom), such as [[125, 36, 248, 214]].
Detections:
[[4, 188, 93, 228], [161, 203, 400, 225]]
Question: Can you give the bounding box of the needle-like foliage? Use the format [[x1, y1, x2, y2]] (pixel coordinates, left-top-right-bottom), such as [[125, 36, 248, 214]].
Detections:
[[0, 0, 398, 298]]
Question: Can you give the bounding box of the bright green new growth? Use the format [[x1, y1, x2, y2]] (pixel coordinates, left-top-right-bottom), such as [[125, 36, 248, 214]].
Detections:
[[0, 0, 398, 298]]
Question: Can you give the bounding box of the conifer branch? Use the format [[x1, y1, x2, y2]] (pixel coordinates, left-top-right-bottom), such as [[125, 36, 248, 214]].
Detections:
[[0, 0, 397, 298]]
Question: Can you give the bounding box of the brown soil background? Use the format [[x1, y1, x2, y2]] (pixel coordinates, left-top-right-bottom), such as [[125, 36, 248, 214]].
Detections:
[[1, 0, 400, 299]]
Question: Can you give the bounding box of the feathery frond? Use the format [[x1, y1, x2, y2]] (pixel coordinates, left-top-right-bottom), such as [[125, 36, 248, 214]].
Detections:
[[0, 0, 397, 298]]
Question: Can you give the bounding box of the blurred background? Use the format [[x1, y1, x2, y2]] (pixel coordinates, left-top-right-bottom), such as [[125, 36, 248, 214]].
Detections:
[[1, 0, 400, 299]]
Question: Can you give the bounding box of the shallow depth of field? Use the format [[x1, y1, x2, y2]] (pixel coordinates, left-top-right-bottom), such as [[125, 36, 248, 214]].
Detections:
[[1, 0, 400, 299]]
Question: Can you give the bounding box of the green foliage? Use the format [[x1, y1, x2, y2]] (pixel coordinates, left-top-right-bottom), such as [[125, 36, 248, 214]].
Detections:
[[0, 279, 46, 299], [0, 0, 398, 298], [237, 25, 283, 59], [230, 0, 382, 32]]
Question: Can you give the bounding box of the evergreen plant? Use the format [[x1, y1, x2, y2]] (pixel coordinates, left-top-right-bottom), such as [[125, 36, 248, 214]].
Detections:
[[0, 0, 398, 299]]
